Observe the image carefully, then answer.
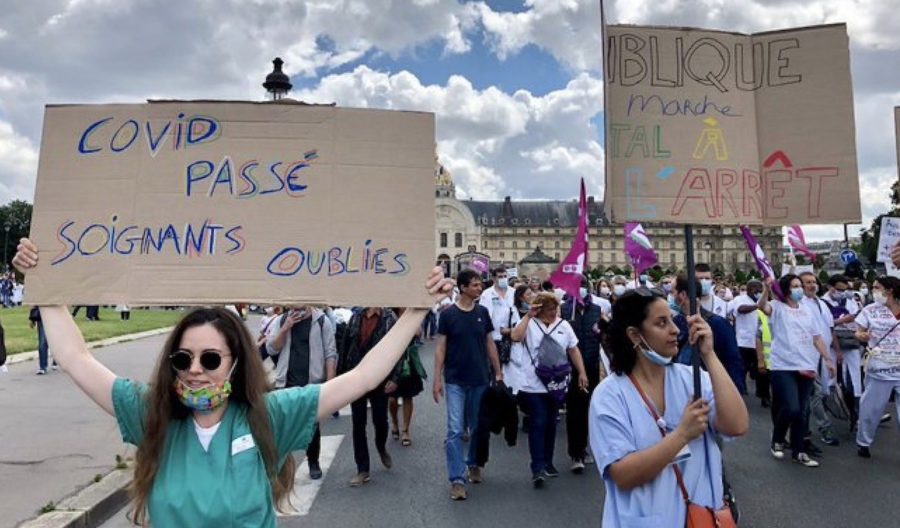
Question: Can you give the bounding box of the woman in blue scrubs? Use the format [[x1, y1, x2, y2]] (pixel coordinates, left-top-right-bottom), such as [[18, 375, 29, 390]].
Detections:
[[589, 287, 748, 527], [13, 238, 453, 527]]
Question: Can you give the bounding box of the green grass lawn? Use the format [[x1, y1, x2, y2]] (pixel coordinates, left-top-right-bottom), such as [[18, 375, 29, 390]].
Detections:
[[1, 307, 186, 355]]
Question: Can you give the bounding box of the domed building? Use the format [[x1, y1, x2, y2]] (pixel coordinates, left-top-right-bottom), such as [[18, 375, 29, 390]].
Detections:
[[433, 162, 782, 278]]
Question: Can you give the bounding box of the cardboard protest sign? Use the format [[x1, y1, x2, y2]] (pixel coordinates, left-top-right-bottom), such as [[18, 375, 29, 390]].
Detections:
[[604, 23, 860, 226], [26, 101, 437, 307], [878, 216, 900, 264]]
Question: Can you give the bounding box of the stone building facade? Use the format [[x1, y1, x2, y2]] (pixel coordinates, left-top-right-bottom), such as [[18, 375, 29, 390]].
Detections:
[[433, 164, 782, 277]]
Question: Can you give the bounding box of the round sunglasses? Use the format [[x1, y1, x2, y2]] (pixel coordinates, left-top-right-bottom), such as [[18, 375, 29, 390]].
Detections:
[[169, 350, 230, 372]]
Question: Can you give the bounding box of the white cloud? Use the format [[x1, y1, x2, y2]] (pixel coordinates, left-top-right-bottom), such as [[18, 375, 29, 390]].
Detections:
[[294, 66, 604, 201], [0, 120, 39, 203]]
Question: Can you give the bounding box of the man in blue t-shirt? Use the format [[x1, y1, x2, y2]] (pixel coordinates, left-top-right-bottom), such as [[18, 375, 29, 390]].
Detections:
[[434, 268, 502, 501]]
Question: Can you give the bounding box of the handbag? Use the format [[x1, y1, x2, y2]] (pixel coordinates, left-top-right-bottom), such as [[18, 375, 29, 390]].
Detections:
[[496, 308, 514, 364], [629, 375, 737, 528], [862, 319, 900, 372]]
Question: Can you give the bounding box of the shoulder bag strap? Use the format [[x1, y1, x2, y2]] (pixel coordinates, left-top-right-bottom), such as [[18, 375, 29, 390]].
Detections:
[[871, 318, 900, 349], [628, 374, 690, 503]]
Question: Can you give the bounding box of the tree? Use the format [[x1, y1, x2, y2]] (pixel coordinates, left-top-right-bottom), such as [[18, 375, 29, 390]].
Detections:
[[0, 200, 32, 269], [860, 179, 900, 263]]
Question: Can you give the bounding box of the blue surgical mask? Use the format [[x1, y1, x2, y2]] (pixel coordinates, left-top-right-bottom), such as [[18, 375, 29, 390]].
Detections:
[[579, 287, 588, 299], [700, 279, 713, 296], [662, 283, 673, 294], [667, 294, 682, 314], [520, 302, 530, 311], [497, 278, 509, 289], [638, 336, 672, 366], [790, 288, 804, 302], [640, 274, 649, 283]]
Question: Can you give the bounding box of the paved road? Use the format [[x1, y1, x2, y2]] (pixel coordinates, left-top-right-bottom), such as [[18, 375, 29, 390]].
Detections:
[[6, 322, 899, 528]]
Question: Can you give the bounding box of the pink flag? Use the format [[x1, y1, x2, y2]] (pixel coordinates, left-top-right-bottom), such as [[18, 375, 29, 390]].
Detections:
[[550, 179, 588, 304], [624, 223, 658, 275], [786, 225, 817, 260], [740, 225, 784, 300]]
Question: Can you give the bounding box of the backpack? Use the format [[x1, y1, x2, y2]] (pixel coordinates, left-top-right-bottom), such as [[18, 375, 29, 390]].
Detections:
[[525, 319, 571, 403]]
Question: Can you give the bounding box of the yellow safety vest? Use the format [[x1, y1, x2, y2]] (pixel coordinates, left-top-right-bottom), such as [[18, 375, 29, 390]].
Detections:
[[758, 311, 772, 370]]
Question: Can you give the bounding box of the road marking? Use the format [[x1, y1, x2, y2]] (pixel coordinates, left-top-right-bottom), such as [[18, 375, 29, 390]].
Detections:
[[277, 434, 345, 517]]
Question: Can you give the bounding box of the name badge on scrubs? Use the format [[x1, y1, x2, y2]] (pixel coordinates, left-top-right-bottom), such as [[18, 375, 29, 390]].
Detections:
[[231, 434, 256, 456]]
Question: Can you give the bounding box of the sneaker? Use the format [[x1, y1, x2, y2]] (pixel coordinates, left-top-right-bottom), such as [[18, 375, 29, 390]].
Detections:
[[35, 369, 46, 375], [770, 442, 786, 460], [378, 450, 393, 469], [450, 483, 467, 500], [570, 458, 585, 475], [0, 365, 8, 373], [544, 464, 560, 478], [820, 435, 840, 447], [467, 466, 483, 484], [308, 461, 322, 480], [349, 472, 370, 487], [880, 413, 892, 424], [857, 445, 872, 458], [792, 453, 820, 468], [583, 453, 595, 465], [51, 363, 59, 371], [532, 472, 545, 488]]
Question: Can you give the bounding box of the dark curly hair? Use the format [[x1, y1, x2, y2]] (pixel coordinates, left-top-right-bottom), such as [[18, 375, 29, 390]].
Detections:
[[605, 288, 667, 375]]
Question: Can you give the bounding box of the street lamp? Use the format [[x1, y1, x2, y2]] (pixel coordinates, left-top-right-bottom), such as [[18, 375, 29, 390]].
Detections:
[[262, 57, 292, 100], [703, 241, 713, 265]]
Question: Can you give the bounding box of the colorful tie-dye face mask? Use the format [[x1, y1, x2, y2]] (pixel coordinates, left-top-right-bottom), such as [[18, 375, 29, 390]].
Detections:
[[173, 361, 237, 413]]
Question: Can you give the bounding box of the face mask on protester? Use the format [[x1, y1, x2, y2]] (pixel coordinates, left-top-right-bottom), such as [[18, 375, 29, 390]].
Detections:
[[174, 361, 238, 414], [600, 286, 611, 297], [873, 291, 887, 305], [579, 287, 588, 299], [750, 292, 760, 302], [613, 284, 627, 297], [637, 335, 672, 366], [639, 274, 649, 284], [860, 287, 869, 296], [497, 277, 509, 289], [662, 283, 673, 294], [667, 294, 682, 314], [520, 302, 530, 311], [790, 288, 804, 302], [700, 279, 713, 296]]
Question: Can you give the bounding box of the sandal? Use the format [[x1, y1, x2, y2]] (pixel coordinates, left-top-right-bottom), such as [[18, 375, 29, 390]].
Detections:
[[401, 431, 411, 447], [391, 429, 400, 441]]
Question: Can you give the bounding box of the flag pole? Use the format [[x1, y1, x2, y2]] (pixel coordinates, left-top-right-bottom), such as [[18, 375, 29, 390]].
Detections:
[[684, 224, 702, 400]]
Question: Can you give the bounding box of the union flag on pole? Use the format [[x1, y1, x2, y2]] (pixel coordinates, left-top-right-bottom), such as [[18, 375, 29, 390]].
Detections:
[[550, 179, 588, 304]]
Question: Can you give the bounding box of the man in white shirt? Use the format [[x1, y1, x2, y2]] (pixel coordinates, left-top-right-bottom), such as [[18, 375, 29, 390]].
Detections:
[[479, 266, 518, 357], [733, 280, 766, 403], [695, 263, 728, 317], [799, 272, 840, 447]]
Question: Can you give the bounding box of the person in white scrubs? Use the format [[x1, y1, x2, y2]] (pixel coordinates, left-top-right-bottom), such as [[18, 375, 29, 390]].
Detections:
[[854, 276, 900, 458], [589, 288, 748, 527]]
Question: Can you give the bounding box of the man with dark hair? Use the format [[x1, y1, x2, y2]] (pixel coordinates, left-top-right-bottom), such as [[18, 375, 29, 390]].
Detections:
[[823, 274, 862, 429], [434, 269, 503, 501], [340, 306, 399, 486], [695, 262, 728, 318], [732, 280, 765, 400], [561, 276, 605, 474], [671, 275, 745, 393], [479, 266, 517, 365]]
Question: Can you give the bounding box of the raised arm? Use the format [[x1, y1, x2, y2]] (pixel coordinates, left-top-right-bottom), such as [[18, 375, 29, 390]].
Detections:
[[316, 267, 452, 421], [13, 239, 117, 416], [757, 281, 773, 316]]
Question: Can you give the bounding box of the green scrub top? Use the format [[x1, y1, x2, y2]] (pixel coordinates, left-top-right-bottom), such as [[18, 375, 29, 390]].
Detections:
[[112, 377, 320, 527]]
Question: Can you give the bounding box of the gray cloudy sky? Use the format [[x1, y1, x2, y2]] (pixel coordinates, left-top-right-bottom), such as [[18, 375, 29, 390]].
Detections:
[[0, 0, 897, 241]]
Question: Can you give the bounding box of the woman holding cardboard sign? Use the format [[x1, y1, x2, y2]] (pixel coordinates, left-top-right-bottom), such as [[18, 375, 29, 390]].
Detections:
[[13, 238, 454, 527]]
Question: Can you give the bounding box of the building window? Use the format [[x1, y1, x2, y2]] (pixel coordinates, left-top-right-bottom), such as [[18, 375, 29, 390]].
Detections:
[[526, 241, 532, 249], [482, 239, 488, 250], [555, 252, 560, 260], [455, 233, 463, 248], [499, 240, 505, 249], [670, 253, 676, 263], [555, 241, 560, 249], [440, 233, 447, 248], [513, 241, 518, 249], [555, 229, 560, 235], [526, 229, 531, 235], [500, 251, 505, 258], [538, 229, 544, 234], [513, 252, 518, 260], [598, 240, 603, 249]]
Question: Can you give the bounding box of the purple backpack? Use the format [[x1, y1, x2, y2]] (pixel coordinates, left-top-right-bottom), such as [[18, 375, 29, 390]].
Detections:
[[526, 319, 572, 403]]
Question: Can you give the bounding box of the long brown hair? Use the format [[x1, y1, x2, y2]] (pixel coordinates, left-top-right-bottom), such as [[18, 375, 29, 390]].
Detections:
[[130, 308, 295, 525]]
